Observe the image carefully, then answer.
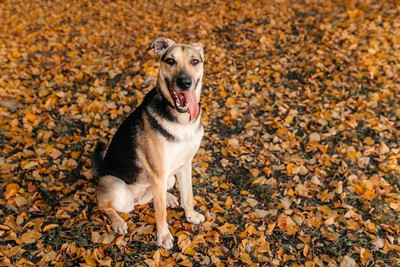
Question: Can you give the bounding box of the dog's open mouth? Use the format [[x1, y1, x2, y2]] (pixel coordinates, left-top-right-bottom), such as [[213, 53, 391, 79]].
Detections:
[[167, 86, 199, 121]]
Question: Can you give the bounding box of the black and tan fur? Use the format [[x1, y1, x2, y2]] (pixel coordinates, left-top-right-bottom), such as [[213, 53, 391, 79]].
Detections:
[[92, 38, 205, 249]]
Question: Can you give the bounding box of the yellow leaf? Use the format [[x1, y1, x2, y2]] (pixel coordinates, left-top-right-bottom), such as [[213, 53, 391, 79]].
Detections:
[[365, 221, 378, 233], [22, 161, 38, 170], [6, 183, 20, 195], [179, 258, 193, 267], [120, 213, 128, 221], [286, 163, 293, 175], [12, 50, 20, 58], [257, 241, 270, 253], [360, 248, 372, 265], [285, 115, 293, 124], [250, 168, 260, 177], [2, 246, 21, 257], [286, 224, 298, 235], [347, 151, 358, 160], [83, 255, 97, 266], [395, 108, 400, 119], [225, 97, 235, 107], [240, 253, 253, 264], [363, 137, 374, 145], [245, 224, 262, 236], [71, 151, 81, 159], [303, 244, 310, 257], [363, 190, 376, 201], [346, 220, 360, 231], [348, 9, 361, 20], [25, 113, 36, 122], [230, 108, 240, 119], [219, 183, 229, 190], [20, 230, 41, 244], [245, 122, 254, 128], [262, 166, 271, 176], [218, 223, 237, 235], [352, 184, 364, 194], [225, 196, 233, 209], [277, 214, 298, 235], [68, 50, 79, 57], [319, 205, 331, 215], [65, 158, 78, 171], [184, 246, 196, 256], [266, 222, 276, 235]]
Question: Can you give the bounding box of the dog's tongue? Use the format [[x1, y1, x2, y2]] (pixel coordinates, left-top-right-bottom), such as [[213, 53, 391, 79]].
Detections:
[[183, 91, 199, 121]]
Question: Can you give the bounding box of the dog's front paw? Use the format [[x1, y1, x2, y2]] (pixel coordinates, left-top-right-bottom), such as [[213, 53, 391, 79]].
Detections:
[[111, 217, 128, 235], [166, 192, 179, 208], [186, 211, 205, 225], [156, 230, 174, 249]]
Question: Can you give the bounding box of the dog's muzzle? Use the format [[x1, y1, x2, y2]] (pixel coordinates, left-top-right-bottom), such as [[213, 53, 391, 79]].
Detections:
[[166, 78, 199, 121], [176, 76, 192, 90]]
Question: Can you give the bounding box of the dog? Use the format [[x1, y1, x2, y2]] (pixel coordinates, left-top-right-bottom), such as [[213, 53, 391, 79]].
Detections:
[[92, 37, 205, 249]]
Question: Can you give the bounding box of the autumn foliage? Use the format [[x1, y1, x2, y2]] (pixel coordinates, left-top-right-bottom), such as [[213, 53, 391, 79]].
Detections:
[[1, 0, 400, 266]]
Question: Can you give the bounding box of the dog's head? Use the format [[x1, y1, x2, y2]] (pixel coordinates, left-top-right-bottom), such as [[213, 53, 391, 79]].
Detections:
[[148, 37, 204, 121]]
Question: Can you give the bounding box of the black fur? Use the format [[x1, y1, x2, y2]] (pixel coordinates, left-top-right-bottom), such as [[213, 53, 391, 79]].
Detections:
[[93, 87, 179, 184], [92, 141, 107, 178], [145, 109, 177, 141]]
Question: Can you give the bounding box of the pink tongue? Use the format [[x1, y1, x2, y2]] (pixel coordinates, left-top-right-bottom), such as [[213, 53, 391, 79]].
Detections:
[[183, 91, 199, 121]]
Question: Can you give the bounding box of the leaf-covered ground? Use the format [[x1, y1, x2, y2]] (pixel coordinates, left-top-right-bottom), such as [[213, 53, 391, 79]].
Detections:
[[1, 0, 400, 266]]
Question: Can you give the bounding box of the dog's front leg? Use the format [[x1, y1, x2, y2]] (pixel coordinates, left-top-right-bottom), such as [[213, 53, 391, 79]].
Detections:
[[151, 175, 174, 249], [176, 160, 205, 224]]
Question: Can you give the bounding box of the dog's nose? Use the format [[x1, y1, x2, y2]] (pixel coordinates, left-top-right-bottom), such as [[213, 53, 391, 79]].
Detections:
[[176, 76, 192, 90]]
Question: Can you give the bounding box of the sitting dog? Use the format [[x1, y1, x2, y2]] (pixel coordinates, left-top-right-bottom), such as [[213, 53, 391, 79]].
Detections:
[[92, 37, 205, 249]]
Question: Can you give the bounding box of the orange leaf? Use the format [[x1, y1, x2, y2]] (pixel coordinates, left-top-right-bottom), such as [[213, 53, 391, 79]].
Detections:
[[43, 224, 59, 232]]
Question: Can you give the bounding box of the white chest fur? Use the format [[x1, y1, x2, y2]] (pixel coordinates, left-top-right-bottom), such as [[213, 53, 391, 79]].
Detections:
[[143, 107, 204, 177], [164, 120, 203, 175]]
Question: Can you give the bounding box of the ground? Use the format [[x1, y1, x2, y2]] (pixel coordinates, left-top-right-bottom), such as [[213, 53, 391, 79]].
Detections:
[[1, 0, 400, 266]]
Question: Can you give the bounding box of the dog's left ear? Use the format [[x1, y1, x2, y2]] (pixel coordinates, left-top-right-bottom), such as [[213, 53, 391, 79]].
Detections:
[[190, 43, 204, 60], [147, 37, 176, 56]]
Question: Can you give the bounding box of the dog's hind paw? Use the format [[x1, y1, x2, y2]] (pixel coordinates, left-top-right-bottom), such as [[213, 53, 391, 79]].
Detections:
[[186, 211, 205, 225], [111, 218, 128, 235], [166, 192, 179, 208]]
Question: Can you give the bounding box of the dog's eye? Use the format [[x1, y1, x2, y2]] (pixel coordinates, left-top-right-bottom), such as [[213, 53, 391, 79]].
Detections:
[[165, 58, 176, 66], [190, 59, 200, 66]]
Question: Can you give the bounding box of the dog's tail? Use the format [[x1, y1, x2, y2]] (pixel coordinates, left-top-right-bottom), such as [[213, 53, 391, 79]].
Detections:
[[92, 141, 107, 178]]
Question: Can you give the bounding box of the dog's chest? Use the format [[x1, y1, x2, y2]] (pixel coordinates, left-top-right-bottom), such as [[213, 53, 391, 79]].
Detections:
[[165, 123, 203, 173]]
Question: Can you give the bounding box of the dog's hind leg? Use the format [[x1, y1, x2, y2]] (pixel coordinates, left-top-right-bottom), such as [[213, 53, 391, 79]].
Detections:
[[176, 161, 205, 224], [104, 209, 128, 234], [98, 175, 135, 235]]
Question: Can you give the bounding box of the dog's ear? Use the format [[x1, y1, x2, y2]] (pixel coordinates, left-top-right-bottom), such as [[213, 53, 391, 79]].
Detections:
[[190, 43, 204, 60], [147, 37, 175, 56]]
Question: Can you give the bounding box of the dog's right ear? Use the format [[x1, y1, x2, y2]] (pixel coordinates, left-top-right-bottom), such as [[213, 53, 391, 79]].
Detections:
[[147, 38, 175, 56]]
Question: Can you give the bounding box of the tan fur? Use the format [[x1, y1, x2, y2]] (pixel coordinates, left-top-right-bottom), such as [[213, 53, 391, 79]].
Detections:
[[96, 38, 205, 249]]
